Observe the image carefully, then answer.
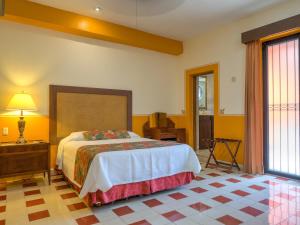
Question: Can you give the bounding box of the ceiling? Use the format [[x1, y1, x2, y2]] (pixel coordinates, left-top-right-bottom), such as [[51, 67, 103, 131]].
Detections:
[[30, 0, 287, 40]]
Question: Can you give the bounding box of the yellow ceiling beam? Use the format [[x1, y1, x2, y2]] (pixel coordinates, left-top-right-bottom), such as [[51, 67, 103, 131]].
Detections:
[[1, 0, 183, 55]]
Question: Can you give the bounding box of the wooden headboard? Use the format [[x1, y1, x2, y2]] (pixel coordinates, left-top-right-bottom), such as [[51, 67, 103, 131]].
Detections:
[[49, 85, 132, 144]]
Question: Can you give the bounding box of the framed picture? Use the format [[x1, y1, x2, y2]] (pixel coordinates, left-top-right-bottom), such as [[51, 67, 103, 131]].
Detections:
[[198, 77, 207, 110]]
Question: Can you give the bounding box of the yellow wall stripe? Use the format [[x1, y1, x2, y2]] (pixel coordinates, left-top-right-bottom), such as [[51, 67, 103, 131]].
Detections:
[[0, 115, 186, 168], [2, 0, 183, 55]]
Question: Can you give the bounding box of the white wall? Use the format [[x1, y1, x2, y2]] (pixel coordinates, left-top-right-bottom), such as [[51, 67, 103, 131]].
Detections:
[[181, 0, 300, 115], [0, 20, 183, 115], [0, 0, 299, 117]]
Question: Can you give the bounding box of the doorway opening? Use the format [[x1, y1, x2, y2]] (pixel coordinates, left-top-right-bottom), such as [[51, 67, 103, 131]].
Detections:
[[185, 64, 219, 161], [263, 33, 300, 179], [195, 74, 214, 162]]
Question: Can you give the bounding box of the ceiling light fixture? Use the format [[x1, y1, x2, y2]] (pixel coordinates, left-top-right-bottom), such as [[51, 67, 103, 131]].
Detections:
[[95, 7, 101, 12]]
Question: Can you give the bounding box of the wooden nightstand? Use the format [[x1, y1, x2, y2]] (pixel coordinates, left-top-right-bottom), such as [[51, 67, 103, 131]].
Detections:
[[0, 141, 51, 184]]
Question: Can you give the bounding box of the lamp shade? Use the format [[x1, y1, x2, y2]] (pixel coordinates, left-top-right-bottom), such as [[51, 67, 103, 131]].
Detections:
[[6, 92, 37, 111]]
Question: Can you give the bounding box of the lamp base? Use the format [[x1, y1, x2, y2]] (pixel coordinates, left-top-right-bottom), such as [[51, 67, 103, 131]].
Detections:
[[16, 136, 27, 144], [17, 115, 27, 144]]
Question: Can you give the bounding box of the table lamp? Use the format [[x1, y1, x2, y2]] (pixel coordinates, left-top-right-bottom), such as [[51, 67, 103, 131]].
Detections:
[[6, 92, 37, 144]]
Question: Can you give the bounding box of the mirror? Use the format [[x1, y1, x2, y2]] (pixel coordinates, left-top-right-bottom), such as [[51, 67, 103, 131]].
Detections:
[[198, 76, 207, 110]]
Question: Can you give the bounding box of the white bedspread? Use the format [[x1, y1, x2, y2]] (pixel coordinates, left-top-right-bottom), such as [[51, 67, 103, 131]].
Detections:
[[57, 137, 201, 198]]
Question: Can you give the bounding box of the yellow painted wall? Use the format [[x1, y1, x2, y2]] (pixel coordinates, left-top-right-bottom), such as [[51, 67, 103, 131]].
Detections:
[[0, 114, 244, 166], [0, 115, 186, 168], [184, 64, 245, 165], [0, 116, 49, 142], [214, 115, 245, 164]]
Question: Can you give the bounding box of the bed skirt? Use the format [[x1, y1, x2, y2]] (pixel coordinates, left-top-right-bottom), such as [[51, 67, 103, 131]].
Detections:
[[59, 171, 195, 206]]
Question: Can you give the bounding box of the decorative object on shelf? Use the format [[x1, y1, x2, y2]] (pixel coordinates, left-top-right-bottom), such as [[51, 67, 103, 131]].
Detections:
[[198, 76, 207, 110], [6, 92, 37, 144]]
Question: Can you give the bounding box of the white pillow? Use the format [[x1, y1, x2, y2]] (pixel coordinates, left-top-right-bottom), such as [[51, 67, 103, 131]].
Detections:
[[68, 131, 85, 141], [128, 131, 140, 138]]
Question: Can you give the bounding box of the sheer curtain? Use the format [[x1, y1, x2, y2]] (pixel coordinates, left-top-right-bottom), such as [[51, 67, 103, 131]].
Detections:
[[244, 40, 264, 174]]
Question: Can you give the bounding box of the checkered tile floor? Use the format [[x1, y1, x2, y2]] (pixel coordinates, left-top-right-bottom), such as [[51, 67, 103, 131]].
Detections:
[[0, 164, 300, 225]]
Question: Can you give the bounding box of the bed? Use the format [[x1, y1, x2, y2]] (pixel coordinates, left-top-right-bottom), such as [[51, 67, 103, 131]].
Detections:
[[50, 85, 201, 206]]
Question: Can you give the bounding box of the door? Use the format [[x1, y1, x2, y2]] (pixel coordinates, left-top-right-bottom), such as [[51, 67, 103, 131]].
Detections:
[[263, 34, 300, 178], [199, 115, 214, 149], [196, 74, 214, 150]]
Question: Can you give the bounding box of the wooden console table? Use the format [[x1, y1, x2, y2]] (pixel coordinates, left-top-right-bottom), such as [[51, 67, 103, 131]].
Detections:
[[143, 120, 186, 143]]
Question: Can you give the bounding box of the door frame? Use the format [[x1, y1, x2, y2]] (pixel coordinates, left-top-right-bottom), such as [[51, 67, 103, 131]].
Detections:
[[263, 33, 300, 179], [185, 63, 219, 150]]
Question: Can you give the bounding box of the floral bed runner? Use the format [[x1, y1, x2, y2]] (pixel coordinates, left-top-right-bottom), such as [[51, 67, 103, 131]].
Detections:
[[74, 140, 181, 185]]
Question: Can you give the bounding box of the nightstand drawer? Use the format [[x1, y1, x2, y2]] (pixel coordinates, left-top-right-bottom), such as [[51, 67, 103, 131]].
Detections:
[[0, 143, 48, 153], [0, 150, 48, 176], [0, 142, 50, 184]]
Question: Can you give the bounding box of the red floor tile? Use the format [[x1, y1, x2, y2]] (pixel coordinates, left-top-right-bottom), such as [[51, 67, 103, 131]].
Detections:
[[76, 215, 99, 225], [0, 206, 5, 213], [28, 210, 50, 222], [195, 176, 205, 181], [26, 198, 45, 207], [217, 215, 242, 225], [241, 174, 254, 179], [209, 182, 225, 188], [248, 185, 265, 191], [23, 182, 37, 188], [232, 190, 250, 197], [190, 202, 211, 212], [55, 184, 70, 190], [0, 219, 4, 225], [67, 202, 87, 211], [24, 189, 41, 196], [52, 178, 65, 183], [61, 192, 78, 200], [240, 206, 264, 217], [226, 178, 241, 183], [259, 199, 281, 208], [276, 193, 296, 200], [0, 196, 6, 201], [113, 206, 134, 216], [276, 177, 289, 181], [212, 195, 232, 204], [263, 180, 279, 186], [168, 192, 187, 200], [190, 187, 208, 194], [162, 210, 185, 222], [207, 172, 221, 177], [143, 199, 162, 208], [129, 220, 151, 225]]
